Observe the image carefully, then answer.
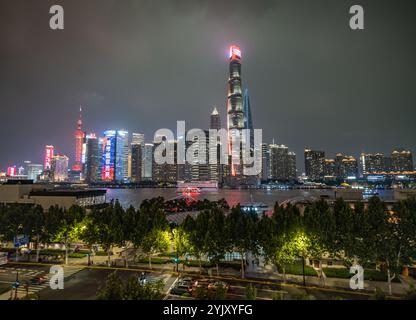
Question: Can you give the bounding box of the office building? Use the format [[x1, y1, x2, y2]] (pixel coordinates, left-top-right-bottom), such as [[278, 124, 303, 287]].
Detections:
[[142, 143, 153, 181], [85, 133, 101, 183], [131, 144, 142, 183], [102, 130, 129, 182], [27, 164, 44, 182]]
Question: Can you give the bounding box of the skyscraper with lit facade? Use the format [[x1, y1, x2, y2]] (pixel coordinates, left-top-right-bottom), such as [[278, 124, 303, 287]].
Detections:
[[226, 45, 244, 178], [142, 143, 153, 181], [102, 130, 129, 182], [209, 107, 222, 183], [51, 155, 69, 182], [85, 133, 101, 183], [44, 145, 54, 170]]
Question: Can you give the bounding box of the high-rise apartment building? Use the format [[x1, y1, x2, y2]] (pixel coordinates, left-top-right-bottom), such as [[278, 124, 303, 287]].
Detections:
[[304, 148, 325, 181], [270, 144, 296, 181], [360, 153, 384, 175], [391, 148, 413, 172]]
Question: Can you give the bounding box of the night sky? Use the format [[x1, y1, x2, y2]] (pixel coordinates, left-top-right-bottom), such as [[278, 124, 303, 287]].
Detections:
[[1, 0, 415, 171]]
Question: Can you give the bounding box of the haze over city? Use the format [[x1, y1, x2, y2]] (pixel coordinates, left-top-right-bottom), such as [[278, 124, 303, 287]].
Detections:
[[1, 0, 415, 171]]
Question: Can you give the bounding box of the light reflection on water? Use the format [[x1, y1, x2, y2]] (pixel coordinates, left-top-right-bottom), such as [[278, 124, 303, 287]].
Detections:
[[105, 188, 394, 209]]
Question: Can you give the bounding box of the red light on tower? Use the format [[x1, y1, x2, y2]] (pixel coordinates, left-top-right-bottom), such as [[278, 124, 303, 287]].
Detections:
[[229, 45, 242, 61], [72, 107, 85, 172]]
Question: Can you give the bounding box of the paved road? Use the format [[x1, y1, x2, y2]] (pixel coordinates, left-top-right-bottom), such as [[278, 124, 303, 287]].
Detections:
[[0, 263, 399, 300], [38, 268, 176, 300]]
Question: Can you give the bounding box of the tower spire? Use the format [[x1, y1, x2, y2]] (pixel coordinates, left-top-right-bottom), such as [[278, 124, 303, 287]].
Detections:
[[77, 106, 83, 130]]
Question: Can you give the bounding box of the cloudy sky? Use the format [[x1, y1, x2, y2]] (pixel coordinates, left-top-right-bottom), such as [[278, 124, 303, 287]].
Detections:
[[0, 0, 415, 171]]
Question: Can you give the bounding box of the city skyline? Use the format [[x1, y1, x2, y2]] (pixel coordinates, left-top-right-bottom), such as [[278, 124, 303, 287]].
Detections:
[[1, 0, 415, 171]]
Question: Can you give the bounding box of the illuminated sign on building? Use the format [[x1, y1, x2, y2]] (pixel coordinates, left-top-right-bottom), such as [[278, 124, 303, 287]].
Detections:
[[7, 166, 17, 176], [102, 131, 116, 181], [81, 142, 87, 164], [44, 145, 54, 170]]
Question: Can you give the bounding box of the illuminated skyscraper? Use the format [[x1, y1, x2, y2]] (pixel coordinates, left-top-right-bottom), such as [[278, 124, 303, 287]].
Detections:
[[44, 145, 54, 170], [101, 130, 129, 182], [51, 155, 69, 182], [27, 164, 43, 182], [227, 45, 244, 177], [132, 133, 145, 146], [142, 143, 154, 181], [209, 107, 222, 182], [72, 107, 85, 172], [85, 133, 101, 183], [243, 88, 254, 148], [210, 107, 221, 131], [131, 144, 142, 183]]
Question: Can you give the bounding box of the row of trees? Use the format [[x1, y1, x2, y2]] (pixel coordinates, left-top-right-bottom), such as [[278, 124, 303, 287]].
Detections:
[[1, 197, 416, 295]]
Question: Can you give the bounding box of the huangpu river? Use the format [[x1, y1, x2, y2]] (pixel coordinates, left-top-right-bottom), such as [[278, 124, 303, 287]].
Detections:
[[105, 188, 394, 209]]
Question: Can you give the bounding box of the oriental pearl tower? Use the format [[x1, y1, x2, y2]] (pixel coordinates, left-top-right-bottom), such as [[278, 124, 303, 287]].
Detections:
[[72, 107, 84, 172]]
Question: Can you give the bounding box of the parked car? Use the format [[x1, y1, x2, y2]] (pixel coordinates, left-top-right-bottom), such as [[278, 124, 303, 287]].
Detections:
[[170, 283, 192, 295]]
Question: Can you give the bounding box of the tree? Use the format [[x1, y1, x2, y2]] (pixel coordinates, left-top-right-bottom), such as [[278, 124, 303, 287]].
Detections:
[[302, 199, 334, 286], [53, 205, 86, 265], [182, 212, 209, 274], [226, 206, 259, 279], [205, 208, 228, 276], [260, 204, 302, 283], [172, 225, 191, 273], [139, 206, 169, 269], [362, 197, 405, 295], [1, 204, 27, 261], [23, 205, 46, 262], [97, 271, 123, 300], [81, 201, 124, 266]]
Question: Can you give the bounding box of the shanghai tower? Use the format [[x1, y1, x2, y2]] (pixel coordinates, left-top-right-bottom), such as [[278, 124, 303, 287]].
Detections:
[[226, 45, 244, 177]]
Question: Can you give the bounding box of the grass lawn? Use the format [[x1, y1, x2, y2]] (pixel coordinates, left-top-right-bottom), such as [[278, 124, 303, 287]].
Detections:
[[136, 257, 170, 264], [323, 267, 400, 283], [284, 262, 317, 277]]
